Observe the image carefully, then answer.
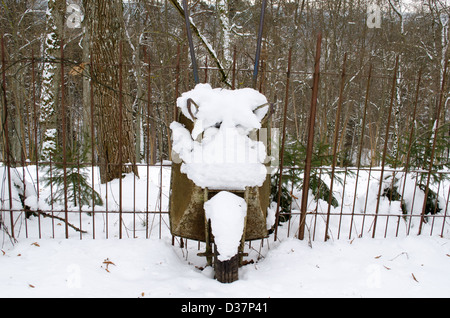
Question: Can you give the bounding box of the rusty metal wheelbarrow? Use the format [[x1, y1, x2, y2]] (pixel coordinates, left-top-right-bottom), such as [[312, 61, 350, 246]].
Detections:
[[169, 94, 274, 283]]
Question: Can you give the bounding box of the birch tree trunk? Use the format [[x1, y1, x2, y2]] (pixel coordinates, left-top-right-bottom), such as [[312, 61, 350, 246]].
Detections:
[[217, 0, 233, 68], [40, 0, 65, 161], [83, 0, 139, 183]]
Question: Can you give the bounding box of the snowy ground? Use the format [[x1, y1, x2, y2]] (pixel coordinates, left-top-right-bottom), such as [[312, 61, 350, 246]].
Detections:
[[1, 165, 449, 298], [0, 233, 449, 298]]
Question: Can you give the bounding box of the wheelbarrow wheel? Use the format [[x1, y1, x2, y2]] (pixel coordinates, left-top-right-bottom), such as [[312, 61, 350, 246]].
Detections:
[[213, 244, 239, 284]]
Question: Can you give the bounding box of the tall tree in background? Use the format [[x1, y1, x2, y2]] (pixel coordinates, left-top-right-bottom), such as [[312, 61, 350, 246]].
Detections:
[[217, 0, 233, 68], [83, 0, 138, 183], [40, 0, 65, 161]]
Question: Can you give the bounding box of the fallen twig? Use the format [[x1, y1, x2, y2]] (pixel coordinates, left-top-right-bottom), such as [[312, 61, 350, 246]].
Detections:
[[37, 210, 87, 234]]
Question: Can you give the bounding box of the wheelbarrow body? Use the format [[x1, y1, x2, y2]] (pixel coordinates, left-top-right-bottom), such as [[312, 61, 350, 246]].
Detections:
[[169, 112, 271, 243]]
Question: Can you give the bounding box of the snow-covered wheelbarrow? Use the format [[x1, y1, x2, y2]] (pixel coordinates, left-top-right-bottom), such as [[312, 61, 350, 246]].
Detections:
[[169, 84, 274, 283]]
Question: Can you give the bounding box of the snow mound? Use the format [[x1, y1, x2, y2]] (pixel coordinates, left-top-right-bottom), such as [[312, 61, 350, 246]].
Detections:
[[204, 191, 247, 261], [177, 83, 269, 139], [171, 84, 269, 190]]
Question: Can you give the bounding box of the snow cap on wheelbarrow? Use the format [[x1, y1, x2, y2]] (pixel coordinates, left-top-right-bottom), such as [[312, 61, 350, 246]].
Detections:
[[177, 84, 269, 140]]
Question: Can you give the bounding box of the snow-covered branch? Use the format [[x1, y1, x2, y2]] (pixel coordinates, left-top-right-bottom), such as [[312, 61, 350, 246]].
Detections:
[[169, 0, 231, 87]]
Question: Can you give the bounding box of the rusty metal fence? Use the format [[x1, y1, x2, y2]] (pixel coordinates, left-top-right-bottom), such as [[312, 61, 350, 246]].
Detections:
[[1, 34, 449, 244]]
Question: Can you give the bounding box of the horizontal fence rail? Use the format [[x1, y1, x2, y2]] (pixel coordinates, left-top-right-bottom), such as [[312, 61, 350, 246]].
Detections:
[[1, 164, 448, 242]]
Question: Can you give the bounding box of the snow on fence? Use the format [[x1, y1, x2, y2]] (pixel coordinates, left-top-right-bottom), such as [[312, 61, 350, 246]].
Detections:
[[0, 35, 449, 245]]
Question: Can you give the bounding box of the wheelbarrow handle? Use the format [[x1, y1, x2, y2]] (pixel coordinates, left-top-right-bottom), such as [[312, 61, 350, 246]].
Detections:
[[259, 102, 275, 126], [187, 98, 200, 120], [186, 99, 274, 124]]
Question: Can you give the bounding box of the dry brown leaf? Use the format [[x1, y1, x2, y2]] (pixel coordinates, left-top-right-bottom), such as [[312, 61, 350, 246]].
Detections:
[[31, 242, 40, 247], [103, 258, 116, 272], [103, 259, 115, 266], [1, 250, 5, 256], [28, 284, 35, 288], [411, 273, 419, 283], [383, 265, 391, 270], [374, 255, 382, 259]]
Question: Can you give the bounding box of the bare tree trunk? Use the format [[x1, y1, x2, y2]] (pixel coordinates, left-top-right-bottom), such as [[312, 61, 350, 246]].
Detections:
[[40, 0, 65, 161], [83, 0, 138, 183], [82, 26, 91, 157]]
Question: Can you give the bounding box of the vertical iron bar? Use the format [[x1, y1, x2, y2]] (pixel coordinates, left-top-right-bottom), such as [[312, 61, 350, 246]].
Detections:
[[360, 166, 372, 236], [32, 50, 39, 202], [78, 158, 82, 240], [324, 53, 347, 242], [253, 0, 267, 89], [397, 70, 422, 236], [119, 40, 124, 239], [407, 171, 419, 235], [429, 179, 442, 235], [49, 154, 54, 238], [337, 167, 348, 240], [274, 48, 292, 241], [133, 165, 136, 238], [182, 0, 199, 85], [373, 55, 399, 239], [232, 46, 237, 90], [23, 159, 28, 238], [287, 179, 295, 238], [61, 39, 69, 239], [418, 58, 448, 235], [90, 52, 96, 239], [299, 33, 322, 241], [440, 186, 450, 237], [175, 44, 180, 120], [1, 35, 14, 239], [31, 49, 42, 238], [312, 167, 323, 241], [350, 64, 372, 239], [384, 197, 391, 238], [159, 134, 163, 240], [146, 48, 152, 239], [204, 56, 208, 83], [105, 177, 109, 239]]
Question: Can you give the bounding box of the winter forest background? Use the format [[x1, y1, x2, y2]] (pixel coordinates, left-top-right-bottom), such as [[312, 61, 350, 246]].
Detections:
[[0, 0, 449, 242], [0, 0, 448, 166]]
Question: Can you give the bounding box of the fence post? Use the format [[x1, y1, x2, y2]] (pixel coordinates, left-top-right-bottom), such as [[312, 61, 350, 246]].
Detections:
[[146, 47, 151, 239], [349, 64, 372, 239], [118, 40, 124, 239], [90, 49, 96, 239], [31, 50, 40, 201], [418, 58, 448, 235], [299, 33, 322, 241], [398, 69, 422, 237], [324, 53, 347, 242], [61, 39, 69, 239], [1, 35, 14, 240], [441, 187, 450, 236], [373, 55, 399, 239], [274, 48, 292, 241], [232, 46, 237, 90], [31, 49, 44, 239], [175, 44, 180, 120]]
